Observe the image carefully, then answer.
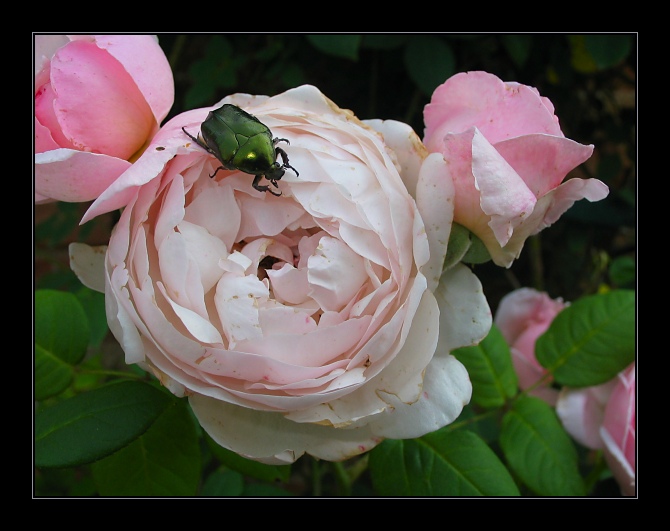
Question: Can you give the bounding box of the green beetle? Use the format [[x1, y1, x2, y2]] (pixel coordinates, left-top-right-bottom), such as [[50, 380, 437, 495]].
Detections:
[[182, 104, 298, 196]]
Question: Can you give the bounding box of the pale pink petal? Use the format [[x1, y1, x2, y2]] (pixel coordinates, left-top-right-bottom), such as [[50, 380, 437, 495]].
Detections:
[[177, 221, 228, 295], [35, 149, 131, 203], [82, 107, 210, 223], [34, 117, 60, 153], [537, 176, 610, 230], [601, 364, 635, 495], [184, 180, 241, 250], [600, 428, 636, 496], [495, 287, 565, 344], [214, 273, 268, 346], [439, 130, 490, 235], [189, 393, 382, 464], [194, 348, 349, 390], [434, 263, 492, 351], [68, 243, 107, 293], [240, 238, 294, 272], [495, 134, 595, 197], [338, 221, 391, 270], [91, 35, 174, 123], [51, 40, 155, 159], [364, 118, 427, 198], [285, 277, 432, 426], [471, 129, 537, 247], [367, 354, 472, 438], [108, 265, 148, 365], [239, 314, 371, 367], [415, 152, 454, 291], [35, 81, 73, 149], [424, 71, 563, 149], [267, 264, 311, 305], [556, 385, 614, 449], [156, 282, 224, 345], [236, 193, 307, 240], [307, 235, 368, 311]]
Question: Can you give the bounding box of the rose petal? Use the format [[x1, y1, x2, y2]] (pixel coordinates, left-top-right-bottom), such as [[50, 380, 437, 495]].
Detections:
[[189, 392, 382, 464], [364, 118, 427, 198], [471, 128, 538, 247], [35, 149, 131, 203], [69, 242, 107, 293], [307, 235, 369, 312], [556, 385, 612, 449], [156, 282, 224, 345], [424, 71, 563, 149], [89, 35, 174, 123], [285, 275, 431, 426], [435, 262, 492, 352], [495, 134, 594, 197], [35, 117, 59, 153], [367, 354, 472, 439], [82, 107, 210, 222], [51, 40, 155, 159], [267, 264, 311, 305], [214, 273, 268, 346], [415, 152, 454, 291]]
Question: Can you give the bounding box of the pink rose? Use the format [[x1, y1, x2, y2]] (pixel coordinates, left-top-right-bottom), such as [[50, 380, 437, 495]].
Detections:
[[423, 71, 609, 268], [557, 364, 636, 496], [494, 287, 567, 405], [70, 85, 491, 464], [35, 35, 174, 204]]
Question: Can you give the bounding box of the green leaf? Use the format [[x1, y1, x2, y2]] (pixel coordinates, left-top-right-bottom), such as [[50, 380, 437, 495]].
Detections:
[[35, 380, 175, 468], [205, 432, 291, 484], [500, 396, 585, 496], [461, 229, 491, 264], [609, 256, 635, 288], [536, 289, 635, 387], [452, 324, 518, 408], [201, 469, 245, 496], [369, 430, 520, 496], [185, 35, 238, 108], [35, 343, 74, 401], [584, 34, 632, 69], [91, 399, 201, 496], [501, 34, 533, 67], [444, 223, 491, 270], [35, 289, 89, 365], [306, 35, 362, 60], [75, 287, 108, 348], [404, 35, 455, 96]]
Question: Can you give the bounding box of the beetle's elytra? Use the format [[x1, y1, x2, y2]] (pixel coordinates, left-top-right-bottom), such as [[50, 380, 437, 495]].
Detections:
[[182, 104, 299, 196]]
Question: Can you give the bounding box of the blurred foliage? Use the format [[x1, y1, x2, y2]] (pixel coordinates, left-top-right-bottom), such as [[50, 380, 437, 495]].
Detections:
[[34, 33, 636, 497]]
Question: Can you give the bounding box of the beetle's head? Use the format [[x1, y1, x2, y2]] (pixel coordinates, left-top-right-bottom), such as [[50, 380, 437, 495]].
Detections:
[[265, 163, 286, 183]]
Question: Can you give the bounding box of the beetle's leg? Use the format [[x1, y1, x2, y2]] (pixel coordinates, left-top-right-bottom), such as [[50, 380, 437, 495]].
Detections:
[[275, 147, 299, 177], [182, 127, 212, 153], [273, 137, 290, 147], [210, 166, 225, 179], [253, 175, 282, 196]]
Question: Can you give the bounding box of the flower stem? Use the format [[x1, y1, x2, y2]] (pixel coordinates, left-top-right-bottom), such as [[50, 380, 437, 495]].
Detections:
[[311, 458, 322, 496], [332, 461, 352, 496]]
